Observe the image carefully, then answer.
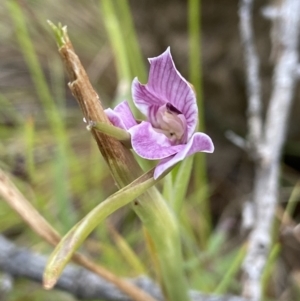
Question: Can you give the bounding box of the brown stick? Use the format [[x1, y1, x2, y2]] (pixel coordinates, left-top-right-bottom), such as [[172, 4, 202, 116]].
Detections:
[[59, 36, 143, 186]]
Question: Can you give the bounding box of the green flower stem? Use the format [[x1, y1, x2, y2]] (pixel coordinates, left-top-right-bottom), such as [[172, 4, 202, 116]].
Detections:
[[49, 23, 190, 301], [87, 120, 131, 143], [134, 187, 189, 301]]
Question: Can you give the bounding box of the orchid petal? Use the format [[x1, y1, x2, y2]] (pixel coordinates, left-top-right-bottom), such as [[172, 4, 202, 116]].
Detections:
[[154, 132, 214, 179], [105, 101, 137, 130], [129, 121, 184, 160], [132, 47, 198, 140]]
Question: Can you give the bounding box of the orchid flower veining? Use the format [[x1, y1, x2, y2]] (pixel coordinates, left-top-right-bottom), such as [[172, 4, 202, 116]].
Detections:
[[105, 47, 214, 179]]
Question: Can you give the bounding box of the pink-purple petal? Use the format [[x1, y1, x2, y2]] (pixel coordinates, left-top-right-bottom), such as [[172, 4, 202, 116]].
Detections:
[[153, 132, 214, 179], [132, 78, 166, 116], [129, 121, 184, 160], [132, 48, 198, 140], [149, 48, 198, 138], [105, 101, 137, 130]]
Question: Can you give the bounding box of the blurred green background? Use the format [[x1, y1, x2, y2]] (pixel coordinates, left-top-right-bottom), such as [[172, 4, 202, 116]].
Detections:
[[1, 0, 300, 300]]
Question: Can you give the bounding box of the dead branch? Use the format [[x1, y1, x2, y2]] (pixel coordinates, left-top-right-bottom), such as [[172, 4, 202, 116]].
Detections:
[[239, 0, 263, 155], [238, 0, 300, 299], [0, 235, 246, 301]]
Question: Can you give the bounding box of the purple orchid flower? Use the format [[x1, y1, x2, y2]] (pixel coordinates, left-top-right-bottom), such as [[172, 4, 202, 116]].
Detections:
[[105, 48, 214, 179]]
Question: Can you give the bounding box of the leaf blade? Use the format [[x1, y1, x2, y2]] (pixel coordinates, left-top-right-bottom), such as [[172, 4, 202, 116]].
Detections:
[[43, 168, 157, 288]]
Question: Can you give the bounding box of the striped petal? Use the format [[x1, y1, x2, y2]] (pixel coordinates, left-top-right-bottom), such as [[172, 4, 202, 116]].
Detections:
[[132, 48, 198, 140], [105, 101, 137, 130], [154, 132, 214, 179], [129, 121, 184, 160]]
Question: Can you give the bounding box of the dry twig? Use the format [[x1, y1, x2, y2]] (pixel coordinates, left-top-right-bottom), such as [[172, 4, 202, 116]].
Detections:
[[238, 0, 300, 299], [0, 234, 246, 301], [239, 0, 263, 155]]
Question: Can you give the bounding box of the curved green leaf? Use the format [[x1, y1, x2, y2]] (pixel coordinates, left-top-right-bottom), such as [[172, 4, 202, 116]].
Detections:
[[43, 168, 157, 289]]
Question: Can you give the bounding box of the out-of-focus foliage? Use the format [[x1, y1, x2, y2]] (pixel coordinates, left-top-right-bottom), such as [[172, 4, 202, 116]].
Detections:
[[1, 0, 300, 300]]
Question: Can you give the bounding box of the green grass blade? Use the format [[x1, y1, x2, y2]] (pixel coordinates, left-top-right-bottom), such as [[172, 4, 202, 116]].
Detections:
[[49, 55, 66, 113], [282, 181, 300, 224], [206, 229, 228, 256], [188, 0, 204, 129], [109, 225, 146, 275], [7, 2, 65, 141], [8, 7, 87, 234], [0, 93, 22, 125], [261, 243, 281, 297], [24, 117, 35, 179], [172, 156, 194, 214], [162, 173, 173, 202], [214, 244, 247, 294], [115, 0, 147, 83], [53, 146, 76, 232], [188, 0, 211, 246], [100, 0, 131, 103]]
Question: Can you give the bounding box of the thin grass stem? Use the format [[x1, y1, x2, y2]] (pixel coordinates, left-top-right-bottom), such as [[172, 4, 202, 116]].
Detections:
[[188, 0, 211, 246]]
